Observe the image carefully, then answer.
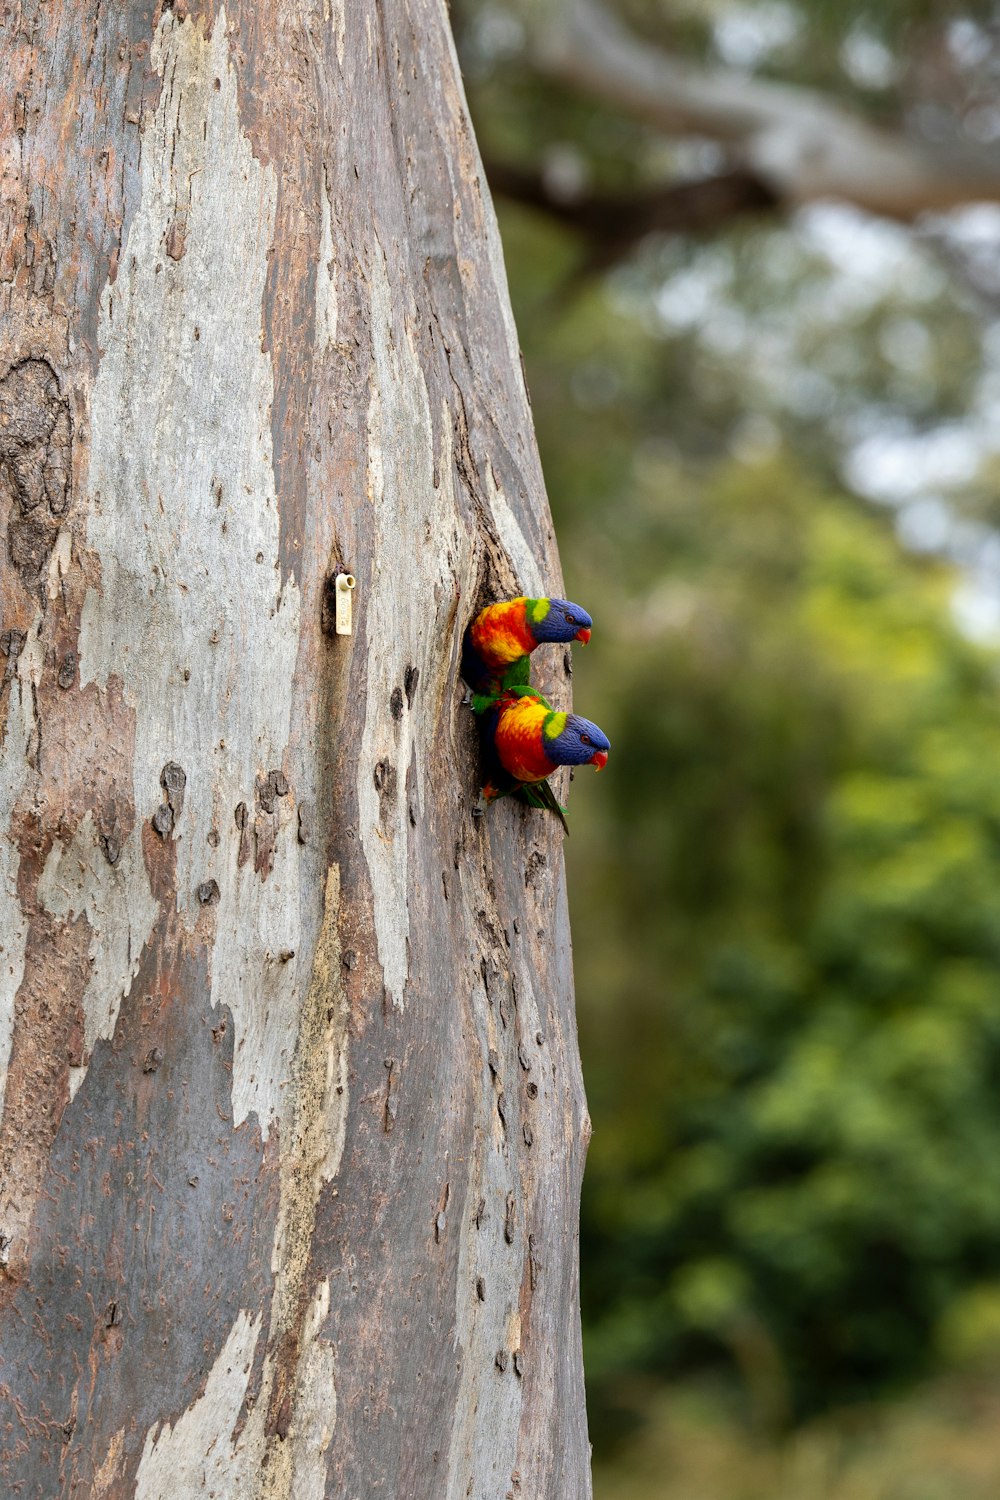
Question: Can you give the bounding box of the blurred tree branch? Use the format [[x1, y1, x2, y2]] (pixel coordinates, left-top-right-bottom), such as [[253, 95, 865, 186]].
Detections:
[[481, 158, 779, 267], [507, 0, 1000, 221]]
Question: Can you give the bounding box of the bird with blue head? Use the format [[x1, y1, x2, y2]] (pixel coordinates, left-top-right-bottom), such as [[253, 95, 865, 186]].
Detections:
[[478, 685, 610, 834], [461, 595, 593, 703], [462, 594, 608, 832]]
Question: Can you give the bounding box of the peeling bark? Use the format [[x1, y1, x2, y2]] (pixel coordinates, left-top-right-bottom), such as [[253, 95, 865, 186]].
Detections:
[[0, 3, 591, 1497]]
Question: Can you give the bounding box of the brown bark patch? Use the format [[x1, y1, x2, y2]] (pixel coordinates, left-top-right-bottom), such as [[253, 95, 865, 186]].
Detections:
[[0, 895, 92, 1279], [0, 358, 71, 591], [0, 672, 138, 1281], [227, 0, 323, 583], [0, 827, 280, 1496]]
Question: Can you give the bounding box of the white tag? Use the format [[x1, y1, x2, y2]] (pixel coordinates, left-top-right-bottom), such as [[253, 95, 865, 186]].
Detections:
[[335, 572, 356, 635]]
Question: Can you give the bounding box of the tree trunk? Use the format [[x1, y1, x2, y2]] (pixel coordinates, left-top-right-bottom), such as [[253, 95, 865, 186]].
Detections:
[[0, 3, 592, 1495]]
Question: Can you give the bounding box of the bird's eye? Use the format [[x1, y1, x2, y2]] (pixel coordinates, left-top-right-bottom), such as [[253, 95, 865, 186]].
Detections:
[[564, 611, 574, 622], [580, 733, 591, 745]]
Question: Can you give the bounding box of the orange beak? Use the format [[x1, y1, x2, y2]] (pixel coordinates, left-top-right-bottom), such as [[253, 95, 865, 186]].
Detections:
[[590, 750, 608, 771], [575, 627, 591, 644]]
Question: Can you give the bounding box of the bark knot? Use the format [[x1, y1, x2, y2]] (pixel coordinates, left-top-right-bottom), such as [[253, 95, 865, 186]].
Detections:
[[0, 358, 72, 589]]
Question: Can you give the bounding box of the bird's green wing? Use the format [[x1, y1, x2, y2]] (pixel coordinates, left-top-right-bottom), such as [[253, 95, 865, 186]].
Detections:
[[502, 683, 555, 710], [518, 778, 569, 835], [471, 679, 554, 716], [501, 655, 532, 690]]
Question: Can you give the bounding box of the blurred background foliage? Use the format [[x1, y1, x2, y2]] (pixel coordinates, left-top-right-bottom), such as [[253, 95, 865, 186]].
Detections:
[[455, 0, 1000, 1494]]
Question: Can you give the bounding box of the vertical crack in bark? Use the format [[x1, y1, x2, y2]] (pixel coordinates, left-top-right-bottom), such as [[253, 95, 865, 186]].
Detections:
[[258, 864, 348, 1497], [356, 234, 472, 1011]]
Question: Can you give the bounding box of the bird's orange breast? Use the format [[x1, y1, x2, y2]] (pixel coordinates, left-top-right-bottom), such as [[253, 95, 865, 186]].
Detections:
[[494, 697, 555, 783], [470, 599, 535, 674]]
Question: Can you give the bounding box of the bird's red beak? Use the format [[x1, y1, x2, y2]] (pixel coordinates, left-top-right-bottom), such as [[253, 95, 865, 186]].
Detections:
[[590, 750, 608, 771], [575, 627, 591, 644]]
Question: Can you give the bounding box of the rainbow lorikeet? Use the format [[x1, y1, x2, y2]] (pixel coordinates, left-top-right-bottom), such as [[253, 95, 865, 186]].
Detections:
[[462, 596, 593, 709], [479, 685, 610, 834]]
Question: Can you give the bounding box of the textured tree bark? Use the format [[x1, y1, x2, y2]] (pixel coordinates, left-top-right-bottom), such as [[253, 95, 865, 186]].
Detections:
[[0, 3, 592, 1496]]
